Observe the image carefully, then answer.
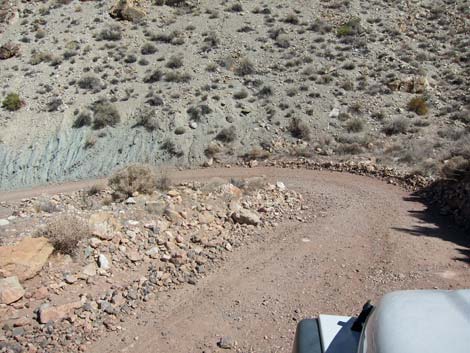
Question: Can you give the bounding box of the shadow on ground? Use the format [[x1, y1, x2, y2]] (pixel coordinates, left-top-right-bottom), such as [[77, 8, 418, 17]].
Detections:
[[393, 195, 470, 264]]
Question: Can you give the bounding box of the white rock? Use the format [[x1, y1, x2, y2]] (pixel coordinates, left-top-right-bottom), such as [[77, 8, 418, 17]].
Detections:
[[98, 254, 110, 270], [328, 107, 340, 119], [0, 219, 10, 227], [125, 197, 136, 205], [276, 181, 286, 191]]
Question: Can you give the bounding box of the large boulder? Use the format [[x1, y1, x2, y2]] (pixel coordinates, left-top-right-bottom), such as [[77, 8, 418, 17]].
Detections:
[[0, 276, 25, 304], [109, 0, 146, 22], [0, 237, 53, 281]]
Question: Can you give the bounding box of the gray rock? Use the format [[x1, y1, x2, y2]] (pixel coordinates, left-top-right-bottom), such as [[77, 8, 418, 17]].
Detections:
[[218, 336, 235, 349]]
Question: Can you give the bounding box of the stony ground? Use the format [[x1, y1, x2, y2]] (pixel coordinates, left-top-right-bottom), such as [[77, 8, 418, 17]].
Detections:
[[0, 0, 469, 189], [0, 166, 469, 353]]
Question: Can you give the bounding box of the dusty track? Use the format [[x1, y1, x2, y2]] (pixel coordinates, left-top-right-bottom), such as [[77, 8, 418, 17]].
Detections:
[[2, 167, 469, 352]]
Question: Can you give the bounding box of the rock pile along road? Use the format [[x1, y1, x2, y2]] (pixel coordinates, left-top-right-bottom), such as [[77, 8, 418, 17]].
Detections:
[[1, 167, 469, 353]]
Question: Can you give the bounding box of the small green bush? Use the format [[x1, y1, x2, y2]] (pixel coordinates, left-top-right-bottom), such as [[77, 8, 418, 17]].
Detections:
[[337, 18, 362, 36], [2, 93, 22, 111]]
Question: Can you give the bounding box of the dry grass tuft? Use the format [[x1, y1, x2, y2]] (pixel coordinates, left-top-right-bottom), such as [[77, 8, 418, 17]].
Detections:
[[37, 215, 89, 256]]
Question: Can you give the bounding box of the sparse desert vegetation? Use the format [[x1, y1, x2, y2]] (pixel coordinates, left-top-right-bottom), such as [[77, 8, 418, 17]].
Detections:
[[0, 0, 468, 189]]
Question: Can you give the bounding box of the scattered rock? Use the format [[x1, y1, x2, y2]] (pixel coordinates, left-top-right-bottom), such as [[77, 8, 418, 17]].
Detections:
[[38, 301, 82, 324], [0, 219, 9, 226], [125, 197, 136, 204], [82, 263, 97, 277], [32, 287, 48, 300], [98, 254, 110, 270], [126, 250, 142, 262], [89, 213, 120, 240], [0, 237, 54, 281], [231, 208, 261, 225], [0, 276, 25, 305], [218, 336, 235, 349], [109, 0, 146, 22], [64, 275, 77, 284], [145, 247, 159, 259]]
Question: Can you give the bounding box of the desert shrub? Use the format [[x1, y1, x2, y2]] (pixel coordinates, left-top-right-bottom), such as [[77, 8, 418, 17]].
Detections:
[[2, 93, 22, 111], [345, 118, 365, 133], [87, 183, 105, 196], [187, 104, 212, 121], [30, 51, 53, 65], [258, 85, 273, 97], [161, 139, 184, 157], [216, 126, 237, 143], [47, 98, 62, 112], [141, 42, 157, 55], [154, 0, 186, 6], [242, 146, 270, 160], [337, 18, 362, 36], [91, 100, 120, 129], [145, 91, 164, 106], [84, 135, 97, 149], [143, 69, 163, 83], [37, 215, 89, 256], [164, 71, 191, 82], [73, 111, 92, 128], [228, 3, 243, 12], [235, 58, 255, 76], [233, 89, 248, 99], [284, 13, 299, 25], [275, 34, 290, 48], [34, 200, 59, 213], [134, 107, 158, 131], [441, 156, 470, 181], [336, 143, 363, 155], [166, 55, 183, 68], [407, 97, 429, 115], [450, 110, 470, 124], [204, 141, 222, 157], [97, 25, 122, 41], [78, 75, 102, 91], [288, 117, 311, 140], [109, 164, 159, 200], [383, 117, 409, 135], [202, 31, 219, 50]]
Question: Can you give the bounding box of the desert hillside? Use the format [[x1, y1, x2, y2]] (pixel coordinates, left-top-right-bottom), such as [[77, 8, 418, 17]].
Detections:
[[0, 0, 468, 189]]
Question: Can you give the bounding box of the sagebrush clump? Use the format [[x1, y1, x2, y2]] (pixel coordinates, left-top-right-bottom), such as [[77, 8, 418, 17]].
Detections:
[[37, 215, 89, 256], [109, 164, 159, 200]]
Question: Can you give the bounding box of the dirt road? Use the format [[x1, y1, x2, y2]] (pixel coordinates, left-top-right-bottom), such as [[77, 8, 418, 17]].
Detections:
[[83, 167, 469, 353], [2, 167, 469, 352]]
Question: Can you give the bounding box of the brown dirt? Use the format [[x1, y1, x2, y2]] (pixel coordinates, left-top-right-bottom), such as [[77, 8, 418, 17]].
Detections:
[[1, 167, 469, 352]]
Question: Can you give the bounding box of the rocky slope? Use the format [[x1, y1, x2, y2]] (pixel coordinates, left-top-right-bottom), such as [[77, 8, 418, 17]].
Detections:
[[0, 0, 469, 190]]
